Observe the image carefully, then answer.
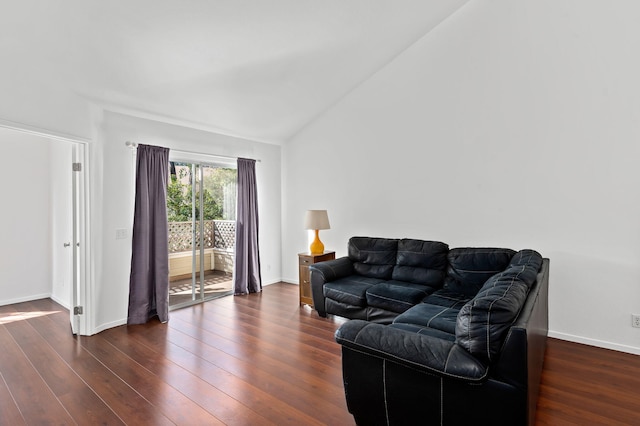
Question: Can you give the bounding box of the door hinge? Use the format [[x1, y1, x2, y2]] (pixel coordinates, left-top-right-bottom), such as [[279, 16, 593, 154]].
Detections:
[[72, 163, 82, 172], [73, 306, 83, 315]]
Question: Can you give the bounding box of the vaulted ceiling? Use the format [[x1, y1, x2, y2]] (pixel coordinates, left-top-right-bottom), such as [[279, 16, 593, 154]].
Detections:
[[2, 0, 469, 144]]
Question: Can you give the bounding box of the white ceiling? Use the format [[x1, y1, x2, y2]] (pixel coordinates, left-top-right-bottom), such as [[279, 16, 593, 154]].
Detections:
[[1, 0, 469, 144]]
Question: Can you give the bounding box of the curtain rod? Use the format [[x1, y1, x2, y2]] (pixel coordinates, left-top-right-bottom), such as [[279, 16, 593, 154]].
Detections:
[[125, 141, 261, 162]]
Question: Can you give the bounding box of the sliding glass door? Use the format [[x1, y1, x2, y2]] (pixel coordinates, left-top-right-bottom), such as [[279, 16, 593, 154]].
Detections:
[[167, 158, 237, 309]]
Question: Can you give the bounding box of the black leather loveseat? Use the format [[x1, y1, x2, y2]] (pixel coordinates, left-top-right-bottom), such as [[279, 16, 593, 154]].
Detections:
[[309, 237, 549, 425]]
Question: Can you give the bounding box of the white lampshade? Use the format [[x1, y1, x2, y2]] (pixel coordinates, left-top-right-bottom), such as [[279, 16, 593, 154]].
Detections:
[[304, 210, 330, 230]]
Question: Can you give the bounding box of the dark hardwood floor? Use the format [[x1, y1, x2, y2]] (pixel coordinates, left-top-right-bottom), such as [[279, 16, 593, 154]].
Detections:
[[1, 283, 639, 425]]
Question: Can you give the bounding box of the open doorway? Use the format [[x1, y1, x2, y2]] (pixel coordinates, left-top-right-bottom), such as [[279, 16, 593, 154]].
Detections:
[[167, 158, 237, 309], [0, 123, 89, 334]]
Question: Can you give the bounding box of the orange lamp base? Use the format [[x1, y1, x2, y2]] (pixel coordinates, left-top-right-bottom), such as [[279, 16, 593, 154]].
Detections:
[[309, 229, 325, 254]]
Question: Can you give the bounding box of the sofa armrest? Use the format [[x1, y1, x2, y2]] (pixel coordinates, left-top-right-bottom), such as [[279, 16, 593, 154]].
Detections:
[[309, 257, 354, 317], [335, 320, 488, 382], [309, 256, 354, 281]]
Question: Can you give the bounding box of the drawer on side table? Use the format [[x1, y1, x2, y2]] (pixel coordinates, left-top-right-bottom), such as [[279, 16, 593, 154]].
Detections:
[[298, 251, 335, 307]]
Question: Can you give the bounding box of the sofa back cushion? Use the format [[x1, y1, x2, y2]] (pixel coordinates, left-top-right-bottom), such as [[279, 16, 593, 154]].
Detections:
[[348, 237, 398, 279], [455, 250, 543, 363], [444, 248, 515, 297], [507, 249, 543, 289], [391, 239, 449, 286]]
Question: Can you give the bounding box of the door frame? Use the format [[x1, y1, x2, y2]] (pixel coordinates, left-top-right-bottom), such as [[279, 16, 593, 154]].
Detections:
[[167, 153, 237, 310], [0, 118, 92, 335]]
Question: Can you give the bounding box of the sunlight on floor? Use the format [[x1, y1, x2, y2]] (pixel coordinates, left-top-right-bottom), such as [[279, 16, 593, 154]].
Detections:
[[171, 282, 232, 296], [0, 310, 60, 325], [169, 270, 233, 307]]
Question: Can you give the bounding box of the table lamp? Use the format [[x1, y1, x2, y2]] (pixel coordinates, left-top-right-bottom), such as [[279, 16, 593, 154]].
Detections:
[[305, 210, 330, 254]]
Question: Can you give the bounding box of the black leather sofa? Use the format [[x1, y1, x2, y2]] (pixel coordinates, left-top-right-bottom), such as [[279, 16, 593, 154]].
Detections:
[[309, 237, 549, 425]]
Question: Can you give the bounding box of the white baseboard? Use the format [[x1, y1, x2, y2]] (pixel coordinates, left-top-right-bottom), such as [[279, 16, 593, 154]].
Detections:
[[89, 281, 290, 334], [49, 295, 70, 310], [0, 293, 52, 307], [92, 318, 127, 335], [548, 330, 640, 356], [281, 278, 298, 285]]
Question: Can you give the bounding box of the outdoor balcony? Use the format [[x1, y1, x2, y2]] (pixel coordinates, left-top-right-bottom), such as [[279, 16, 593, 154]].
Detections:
[[168, 219, 235, 306]]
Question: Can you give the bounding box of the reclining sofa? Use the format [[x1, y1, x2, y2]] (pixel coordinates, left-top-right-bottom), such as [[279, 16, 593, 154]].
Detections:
[[309, 237, 549, 425]]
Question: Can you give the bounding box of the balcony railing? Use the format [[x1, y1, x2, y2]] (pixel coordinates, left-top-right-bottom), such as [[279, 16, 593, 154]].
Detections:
[[168, 220, 235, 254]]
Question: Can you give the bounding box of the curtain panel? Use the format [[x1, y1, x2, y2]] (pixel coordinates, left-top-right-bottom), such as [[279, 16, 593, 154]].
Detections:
[[128, 144, 170, 324], [234, 158, 262, 295]]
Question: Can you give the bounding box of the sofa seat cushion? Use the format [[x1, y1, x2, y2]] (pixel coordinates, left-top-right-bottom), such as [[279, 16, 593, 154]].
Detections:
[[325, 298, 369, 320], [323, 276, 384, 307], [444, 248, 516, 297], [423, 289, 471, 309], [365, 282, 436, 313], [348, 237, 398, 279], [393, 302, 461, 335], [389, 323, 456, 342], [391, 239, 449, 286]]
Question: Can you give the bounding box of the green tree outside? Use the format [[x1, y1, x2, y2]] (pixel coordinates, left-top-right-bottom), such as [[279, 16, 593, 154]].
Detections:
[[167, 164, 237, 222]]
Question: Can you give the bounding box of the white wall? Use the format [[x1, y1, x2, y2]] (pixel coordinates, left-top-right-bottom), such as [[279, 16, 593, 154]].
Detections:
[[91, 111, 282, 332], [0, 129, 53, 304], [0, 80, 92, 142], [283, 0, 640, 354]]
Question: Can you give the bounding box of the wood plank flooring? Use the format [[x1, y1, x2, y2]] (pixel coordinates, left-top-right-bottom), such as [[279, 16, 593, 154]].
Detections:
[[1, 283, 639, 425]]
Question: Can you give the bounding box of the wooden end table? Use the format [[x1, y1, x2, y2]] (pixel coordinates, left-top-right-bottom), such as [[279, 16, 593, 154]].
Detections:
[[298, 251, 335, 307]]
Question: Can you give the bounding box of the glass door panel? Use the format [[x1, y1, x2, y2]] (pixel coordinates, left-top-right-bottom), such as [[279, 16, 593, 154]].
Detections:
[[168, 159, 236, 309]]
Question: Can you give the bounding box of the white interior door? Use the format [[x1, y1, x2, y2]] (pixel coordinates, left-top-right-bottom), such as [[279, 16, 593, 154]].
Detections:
[[70, 145, 80, 334], [50, 140, 73, 309], [69, 143, 88, 335]]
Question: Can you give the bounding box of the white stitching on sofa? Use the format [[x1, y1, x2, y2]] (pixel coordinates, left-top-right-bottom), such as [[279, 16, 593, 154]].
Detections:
[[484, 264, 526, 360], [369, 293, 413, 306], [338, 343, 489, 381], [383, 359, 390, 426], [327, 287, 363, 296], [440, 377, 444, 425], [443, 345, 454, 373], [431, 294, 463, 302], [427, 306, 451, 328]]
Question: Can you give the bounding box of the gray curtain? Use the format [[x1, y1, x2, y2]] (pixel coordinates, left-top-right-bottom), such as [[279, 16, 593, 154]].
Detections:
[[234, 158, 262, 295], [127, 144, 170, 324]]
